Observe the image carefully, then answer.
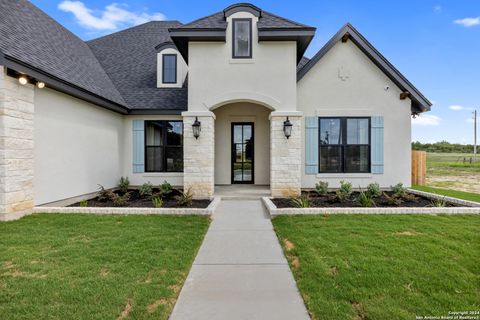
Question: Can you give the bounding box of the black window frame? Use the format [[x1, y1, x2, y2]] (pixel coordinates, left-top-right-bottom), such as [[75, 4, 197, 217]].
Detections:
[[232, 18, 253, 59], [145, 120, 183, 173], [318, 117, 371, 173], [162, 54, 177, 84]]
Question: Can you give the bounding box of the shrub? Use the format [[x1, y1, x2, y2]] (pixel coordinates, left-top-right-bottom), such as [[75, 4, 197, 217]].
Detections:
[[119, 177, 130, 194], [152, 196, 163, 208], [336, 180, 352, 200], [431, 197, 447, 207], [97, 185, 111, 202], [391, 183, 407, 197], [139, 181, 153, 198], [110, 192, 130, 207], [79, 200, 88, 207], [159, 180, 172, 197], [290, 194, 311, 208], [357, 189, 375, 207], [366, 182, 381, 198], [383, 192, 403, 206], [315, 181, 329, 196], [175, 188, 193, 207]]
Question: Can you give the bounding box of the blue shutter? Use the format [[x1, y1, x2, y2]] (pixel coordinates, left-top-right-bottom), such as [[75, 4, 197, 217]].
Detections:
[[371, 116, 384, 174], [305, 117, 319, 174], [132, 120, 145, 173]]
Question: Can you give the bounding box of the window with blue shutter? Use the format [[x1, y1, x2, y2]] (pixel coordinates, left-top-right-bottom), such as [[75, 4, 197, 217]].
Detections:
[[162, 54, 177, 84], [305, 117, 319, 174], [371, 116, 384, 174], [132, 120, 145, 173]]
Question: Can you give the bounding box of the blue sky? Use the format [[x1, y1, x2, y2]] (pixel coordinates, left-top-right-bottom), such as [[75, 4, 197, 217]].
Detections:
[[30, 0, 480, 144]]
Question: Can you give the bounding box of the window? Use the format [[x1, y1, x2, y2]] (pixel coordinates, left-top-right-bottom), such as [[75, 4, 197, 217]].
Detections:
[[162, 54, 177, 84], [319, 117, 370, 173], [232, 19, 252, 58], [145, 121, 183, 172]]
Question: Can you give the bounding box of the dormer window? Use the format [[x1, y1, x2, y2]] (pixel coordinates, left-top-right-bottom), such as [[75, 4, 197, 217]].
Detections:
[[232, 19, 252, 58], [162, 54, 177, 84]]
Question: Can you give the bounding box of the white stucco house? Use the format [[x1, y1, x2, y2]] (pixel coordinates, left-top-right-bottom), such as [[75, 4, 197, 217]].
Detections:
[[0, 1, 431, 218]]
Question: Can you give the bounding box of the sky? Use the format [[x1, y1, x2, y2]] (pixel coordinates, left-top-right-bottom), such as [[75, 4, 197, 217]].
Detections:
[[29, 0, 480, 144]]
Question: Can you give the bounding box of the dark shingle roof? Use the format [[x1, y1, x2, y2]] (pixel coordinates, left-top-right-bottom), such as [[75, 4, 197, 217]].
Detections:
[[87, 21, 188, 111], [0, 0, 126, 106]]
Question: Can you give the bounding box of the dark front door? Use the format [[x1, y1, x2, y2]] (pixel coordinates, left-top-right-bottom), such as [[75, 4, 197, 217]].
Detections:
[[231, 123, 254, 184]]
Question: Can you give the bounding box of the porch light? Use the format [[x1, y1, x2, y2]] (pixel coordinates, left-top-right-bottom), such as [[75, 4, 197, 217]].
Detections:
[[192, 117, 201, 139], [283, 117, 293, 139], [36, 81, 45, 89], [18, 76, 28, 85]]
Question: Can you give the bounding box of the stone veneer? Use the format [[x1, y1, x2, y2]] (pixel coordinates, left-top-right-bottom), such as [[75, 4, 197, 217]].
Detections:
[[270, 113, 302, 197], [182, 112, 215, 199], [0, 66, 35, 220]]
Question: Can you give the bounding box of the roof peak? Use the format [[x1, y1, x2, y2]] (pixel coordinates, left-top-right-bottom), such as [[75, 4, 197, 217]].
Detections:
[[223, 3, 262, 17]]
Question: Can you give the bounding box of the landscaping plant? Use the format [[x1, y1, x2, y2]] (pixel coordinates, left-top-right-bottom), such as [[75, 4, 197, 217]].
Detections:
[[97, 184, 111, 202], [336, 180, 352, 200], [431, 196, 448, 207], [315, 181, 329, 196], [357, 188, 375, 207], [290, 194, 311, 208], [383, 192, 403, 206], [139, 181, 153, 198], [366, 182, 381, 198], [159, 180, 173, 198], [391, 182, 407, 197], [110, 192, 130, 207], [79, 200, 88, 207], [118, 176, 130, 194], [175, 188, 193, 207], [152, 196, 163, 208]]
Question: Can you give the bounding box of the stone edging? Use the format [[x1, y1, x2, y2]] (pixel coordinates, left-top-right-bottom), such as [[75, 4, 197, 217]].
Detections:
[[407, 189, 480, 207], [31, 197, 221, 216], [262, 196, 480, 216]]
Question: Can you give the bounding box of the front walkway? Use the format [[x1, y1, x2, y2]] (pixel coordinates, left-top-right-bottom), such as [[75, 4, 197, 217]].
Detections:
[[169, 200, 310, 320]]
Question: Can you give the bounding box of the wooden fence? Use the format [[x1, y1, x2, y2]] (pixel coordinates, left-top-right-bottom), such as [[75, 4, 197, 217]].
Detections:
[[412, 150, 427, 185]]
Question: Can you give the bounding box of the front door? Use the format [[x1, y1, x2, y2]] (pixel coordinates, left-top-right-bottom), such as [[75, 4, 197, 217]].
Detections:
[[231, 123, 254, 184]]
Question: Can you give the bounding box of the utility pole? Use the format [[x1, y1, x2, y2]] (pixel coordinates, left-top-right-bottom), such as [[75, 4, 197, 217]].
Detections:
[[474, 109, 477, 162]]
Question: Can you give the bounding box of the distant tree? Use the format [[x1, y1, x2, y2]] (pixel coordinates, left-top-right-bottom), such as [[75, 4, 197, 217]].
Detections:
[[412, 141, 474, 153]]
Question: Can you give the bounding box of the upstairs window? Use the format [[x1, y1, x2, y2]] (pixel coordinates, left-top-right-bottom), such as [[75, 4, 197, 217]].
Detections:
[[232, 19, 252, 58], [162, 54, 177, 84], [145, 121, 183, 172], [319, 117, 371, 173]]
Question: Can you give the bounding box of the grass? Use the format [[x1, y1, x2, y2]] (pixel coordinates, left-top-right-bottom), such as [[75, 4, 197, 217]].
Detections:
[[0, 214, 209, 320], [273, 215, 480, 320], [412, 185, 480, 203]]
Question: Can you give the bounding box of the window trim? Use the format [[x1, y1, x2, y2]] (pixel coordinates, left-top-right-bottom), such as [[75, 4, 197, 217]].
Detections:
[[318, 117, 371, 174], [232, 18, 253, 59], [162, 54, 177, 84], [144, 120, 183, 173]]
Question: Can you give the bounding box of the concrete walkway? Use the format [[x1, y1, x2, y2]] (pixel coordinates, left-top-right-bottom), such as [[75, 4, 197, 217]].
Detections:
[[169, 200, 310, 320]]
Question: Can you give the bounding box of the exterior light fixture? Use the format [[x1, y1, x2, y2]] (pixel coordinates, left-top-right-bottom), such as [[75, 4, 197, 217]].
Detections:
[[18, 76, 28, 85], [283, 117, 293, 139], [192, 116, 201, 139], [36, 81, 45, 89]]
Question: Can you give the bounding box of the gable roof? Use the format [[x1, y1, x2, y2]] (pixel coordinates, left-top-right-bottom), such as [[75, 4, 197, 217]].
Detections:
[[297, 23, 432, 113], [0, 0, 127, 112], [87, 21, 188, 113]]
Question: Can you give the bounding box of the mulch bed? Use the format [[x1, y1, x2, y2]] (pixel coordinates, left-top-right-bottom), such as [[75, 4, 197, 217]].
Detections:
[[70, 189, 211, 209], [272, 191, 459, 208]]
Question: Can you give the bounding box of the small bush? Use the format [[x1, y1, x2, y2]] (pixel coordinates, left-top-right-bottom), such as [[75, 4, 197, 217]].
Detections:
[[175, 188, 193, 207], [391, 183, 407, 197], [291, 194, 311, 208], [357, 189, 375, 207], [431, 197, 447, 207], [79, 200, 88, 207], [366, 182, 381, 198], [336, 180, 352, 200], [383, 192, 403, 206], [97, 185, 111, 202], [111, 192, 130, 207], [119, 177, 130, 194], [152, 196, 163, 208], [315, 181, 329, 196], [159, 181, 172, 197], [139, 181, 153, 198]]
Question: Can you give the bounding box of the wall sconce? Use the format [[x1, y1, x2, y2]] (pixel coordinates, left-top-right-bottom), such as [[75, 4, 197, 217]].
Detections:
[[283, 117, 293, 139], [192, 117, 201, 139], [18, 76, 28, 85]]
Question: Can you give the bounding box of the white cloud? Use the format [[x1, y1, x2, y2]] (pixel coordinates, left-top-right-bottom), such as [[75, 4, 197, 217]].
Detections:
[[454, 17, 480, 27], [412, 114, 441, 126], [449, 105, 465, 111], [434, 5, 442, 13], [58, 1, 166, 31]]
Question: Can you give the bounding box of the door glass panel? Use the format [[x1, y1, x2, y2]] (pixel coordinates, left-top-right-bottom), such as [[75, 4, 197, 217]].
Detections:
[[232, 124, 253, 183], [234, 126, 243, 143]]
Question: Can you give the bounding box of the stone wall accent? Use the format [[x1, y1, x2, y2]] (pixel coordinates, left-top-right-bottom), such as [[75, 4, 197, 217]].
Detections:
[[270, 113, 302, 197], [182, 112, 215, 199], [0, 66, 35, 220]]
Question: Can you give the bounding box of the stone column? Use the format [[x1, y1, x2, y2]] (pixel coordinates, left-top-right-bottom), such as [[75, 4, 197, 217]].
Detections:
[[0, 66, 35, 220], [182, 111, 215, 199], [270, 112, 302, 198]]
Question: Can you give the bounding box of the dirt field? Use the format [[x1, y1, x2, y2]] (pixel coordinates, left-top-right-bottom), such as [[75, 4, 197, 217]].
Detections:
[[426, 153, 480, 193]]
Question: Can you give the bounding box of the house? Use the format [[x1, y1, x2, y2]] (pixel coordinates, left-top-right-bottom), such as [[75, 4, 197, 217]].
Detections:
[[0, 1, 431, 218]]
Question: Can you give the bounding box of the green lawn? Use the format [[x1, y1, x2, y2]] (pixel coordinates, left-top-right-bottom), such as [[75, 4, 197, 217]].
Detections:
[[273, 215, 480, 320], [412, 185, 480, 203], [0, 214, 209, 320]]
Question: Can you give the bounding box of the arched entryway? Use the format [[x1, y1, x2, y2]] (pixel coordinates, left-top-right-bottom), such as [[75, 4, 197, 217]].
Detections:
[[212, 102, 271, 186]]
